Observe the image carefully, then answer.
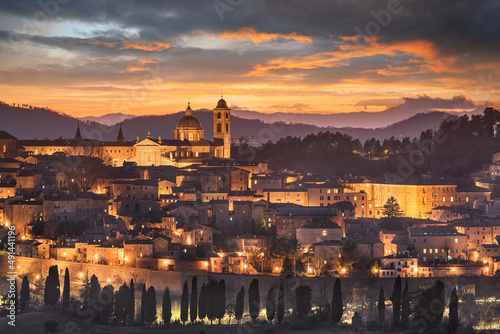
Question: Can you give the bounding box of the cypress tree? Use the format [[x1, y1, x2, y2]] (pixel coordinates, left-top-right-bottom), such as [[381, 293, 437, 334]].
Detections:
[[449, 287, 459, 333], [63, 268, 70, 311], [401, 280, 410, 327], [44, 265, 60, 306], [295, 285, 312, 318], [249, 278, 260, 322], [79, 270, 90, 303], [206, 280, 217, 324], [89, 274, 100, 301], [277, 283, 285, 324], [378, 287, 385, 327], [162, 287, 172, 325], [141, 284, 147, 324], [435, 280, 445, 324], [101, 285, 114, 324], [114, 283, 129, 325], [332, 278, 343, 324], [198, 283, 206, 321], [391, 275, 402, 328], [181, 281, 189, 324], [144, 286, 156, 324], [266, 287, 276, 323], [20, 276, 30, 311], [217, 279, 226, 324], [235, 286, 244, 324], [190, 276, 198, 323], [128, 279, 135, 324]]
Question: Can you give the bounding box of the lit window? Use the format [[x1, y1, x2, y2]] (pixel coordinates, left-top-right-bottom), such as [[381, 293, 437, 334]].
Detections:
[[322, 230, 327, 236]]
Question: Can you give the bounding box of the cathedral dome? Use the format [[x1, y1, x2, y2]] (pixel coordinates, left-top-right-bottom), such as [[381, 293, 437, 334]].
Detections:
[[216, 98, 228, 109], [176, 102, 203, 130]]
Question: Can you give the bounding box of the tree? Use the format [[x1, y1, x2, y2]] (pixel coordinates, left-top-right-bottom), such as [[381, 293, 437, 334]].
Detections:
[[89, 274, 101, 323], [449, 287, 459, 333], [180, 281, 189, 324], [277, 283, 285, 324], [141, 284, 147, 324], [217, 279, 226, 324], [266, 287, 276, 323], [20, 276, 30, 311], [65, 147, 111, 192], [378, 287, 385, 327], [198, 283, 206, 321], [128, 279, 135, 324], [401, 280, 410, 327], [114, 283, 129, 325], [391, 276, 402, 328], [79, 270, 90, 302], [101, 285, 114, 324], [281, 255, 294, 278], [249, 279, 260, 322], [144, 286, 156, 324], [206, 280, 217, 324], [295, 285, 312, 318], [332, 278, 343, 324], [414, 280, 446, 331], [339, 239, 358, 270], [235, 287, 245, 324], [190, 276, 198, 323], [44, 265, 60, 306], [383, 196, 403, 218], [162, 287, 172, 325], [62, 268, 70, 311]]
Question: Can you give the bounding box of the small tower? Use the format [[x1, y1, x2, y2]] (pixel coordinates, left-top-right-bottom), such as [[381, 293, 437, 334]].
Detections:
[[75, 123, 82, 140], [117, 124, 125, 142], [213, 96, 231, 158]]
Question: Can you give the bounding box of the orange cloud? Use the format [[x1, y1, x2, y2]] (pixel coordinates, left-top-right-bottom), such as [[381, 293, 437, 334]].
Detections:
[[120, 42, 171, 51], [124, 59, 158, 73], [197, 27, 312, 44], [247, 36, 463, 76]]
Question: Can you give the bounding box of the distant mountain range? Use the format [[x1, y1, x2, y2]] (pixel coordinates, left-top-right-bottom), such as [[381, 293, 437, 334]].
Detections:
[[0, 103, 458, 143], [231, 95, 486, 128], [79, 113, 136, 126]]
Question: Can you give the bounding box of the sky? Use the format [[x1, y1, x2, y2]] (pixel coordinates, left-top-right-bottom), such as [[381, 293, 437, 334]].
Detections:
[[0, 0, 499, 117]]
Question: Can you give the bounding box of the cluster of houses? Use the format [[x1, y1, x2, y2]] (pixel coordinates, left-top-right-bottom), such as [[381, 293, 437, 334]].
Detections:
[[3, 126, 500, 278]]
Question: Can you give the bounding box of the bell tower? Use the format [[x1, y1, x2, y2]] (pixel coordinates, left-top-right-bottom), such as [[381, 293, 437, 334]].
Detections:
[[213, 96, 231, 158]]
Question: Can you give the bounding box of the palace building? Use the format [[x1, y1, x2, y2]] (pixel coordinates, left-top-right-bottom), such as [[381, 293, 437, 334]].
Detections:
[[15, 98, 232, 167]]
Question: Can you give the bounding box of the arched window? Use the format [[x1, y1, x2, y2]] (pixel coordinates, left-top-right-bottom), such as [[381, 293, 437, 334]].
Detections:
[[217, 124, 222, 132], [195, 152, 199, 157], [226, 123, 229, 132], [189, 133, 193, 141], [180, 132, 184, 140], [226, 113, 229, 119], [2, 145, 5, 153], [217, 112, 221, 119], [197, 133, 200, 140]]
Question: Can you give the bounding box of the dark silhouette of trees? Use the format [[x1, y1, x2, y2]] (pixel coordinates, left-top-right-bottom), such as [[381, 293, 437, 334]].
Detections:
[[181, 281, 189, 324], [235, 286, 245, 324], [339, 239, 358, 271], [89, 275, 101, 323], [44, 319, 59, 334], [266, 287, 276, 323], [378, 287, 385, 327], [401, 280, 410, 327], [207, 280, 217, 324], [190, 276, 198, 323], [277, 283, 285, 324], [414, 280, 445, 332], [141, 284, 147, 324], [20, 276, 30, 311], [100, 285, 114, 324], [62, 268, 70, 311], [162, 286, 172, 325], [449, 287, 459, 333], [144, 286, 156, 324], [383, 197, 403, 218], [295, 285, 312, 318], [332, 278, 343, 324], [198, 283, 206, 321], [114, 283, 129, 325], [216, 279, 226, 324], [281, 255, 294, 277], [249, 278, 260, 322], [44, 265, 60, 306], [128, 279, 135, 324], [391, 275, 402, 328]]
